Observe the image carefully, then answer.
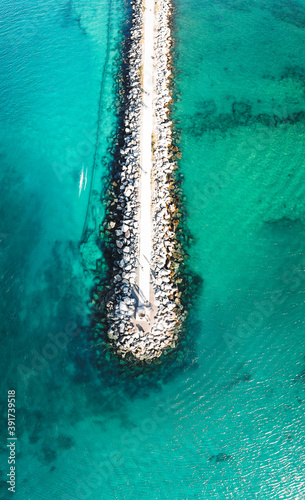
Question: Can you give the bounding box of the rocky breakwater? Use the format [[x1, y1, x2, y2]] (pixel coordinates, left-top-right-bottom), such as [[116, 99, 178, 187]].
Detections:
[[104, 0, 186, 362]]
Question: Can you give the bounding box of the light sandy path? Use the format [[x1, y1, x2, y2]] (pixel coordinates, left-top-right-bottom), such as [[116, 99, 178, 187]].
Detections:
[[137, 0, 155, 311]]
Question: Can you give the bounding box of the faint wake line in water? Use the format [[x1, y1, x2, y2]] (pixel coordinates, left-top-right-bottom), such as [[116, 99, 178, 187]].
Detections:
[[80, 0, 113, 245]]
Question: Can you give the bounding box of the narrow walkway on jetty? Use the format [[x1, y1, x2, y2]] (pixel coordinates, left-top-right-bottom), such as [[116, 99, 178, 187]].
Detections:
[[137, 0, 154, 315]]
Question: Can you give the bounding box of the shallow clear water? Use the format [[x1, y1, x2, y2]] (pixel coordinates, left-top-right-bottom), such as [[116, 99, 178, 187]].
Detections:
[[1, 0, 305, 498]]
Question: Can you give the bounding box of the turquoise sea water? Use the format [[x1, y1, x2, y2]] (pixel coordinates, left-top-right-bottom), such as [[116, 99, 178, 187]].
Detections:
[[1, 0, 305, 498]]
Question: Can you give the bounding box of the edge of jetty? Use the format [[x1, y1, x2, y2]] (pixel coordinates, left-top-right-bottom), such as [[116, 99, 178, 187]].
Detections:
[[96, 0, 187, 362]]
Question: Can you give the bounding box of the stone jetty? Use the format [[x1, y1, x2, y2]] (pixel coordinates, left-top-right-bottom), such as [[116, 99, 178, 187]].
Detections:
[[104, 0, 185, 361]]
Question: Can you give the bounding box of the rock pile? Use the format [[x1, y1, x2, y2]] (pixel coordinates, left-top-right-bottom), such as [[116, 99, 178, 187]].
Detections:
[[104, 0, 185, 362]]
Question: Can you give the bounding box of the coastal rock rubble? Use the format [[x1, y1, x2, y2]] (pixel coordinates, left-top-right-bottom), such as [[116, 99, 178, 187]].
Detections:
[[103, 0, 185, 361]]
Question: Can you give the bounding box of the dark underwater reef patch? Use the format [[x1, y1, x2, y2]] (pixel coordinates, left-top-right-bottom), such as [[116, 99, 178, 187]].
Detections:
[[261, 65, 305, 108], [263, 216, 302, 227], [208, 452, 232, 464], [225, 372, 252, 390], [40, 444, 57, 464], [57, 434, 75, 450], [185, 64, 305, 138], [269, 0, 305, 29], [212, 0, 251, 14], [59, 0, 87, 35], [280, 65, 305, 84], [185, 98, 305, 137], [262, 65, 305, 90]]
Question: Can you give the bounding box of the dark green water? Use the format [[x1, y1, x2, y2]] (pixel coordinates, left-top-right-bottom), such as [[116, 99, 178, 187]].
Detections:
[[1, 0, 305, 498]]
